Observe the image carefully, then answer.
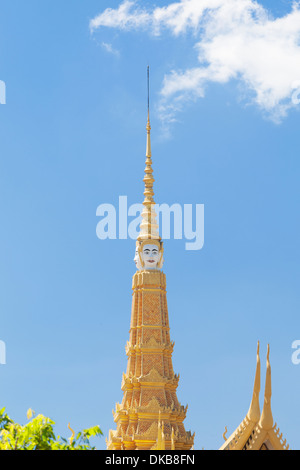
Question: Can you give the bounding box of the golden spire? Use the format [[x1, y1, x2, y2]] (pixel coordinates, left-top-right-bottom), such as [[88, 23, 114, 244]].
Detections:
[[259, 344, 274, 430], [138, 67, 160, 242], [247, 341, 261, 423], [146, 65, 152, 160]]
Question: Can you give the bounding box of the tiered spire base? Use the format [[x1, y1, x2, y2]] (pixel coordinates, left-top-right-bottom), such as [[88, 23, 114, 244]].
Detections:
[[106, 270, 194, 451]]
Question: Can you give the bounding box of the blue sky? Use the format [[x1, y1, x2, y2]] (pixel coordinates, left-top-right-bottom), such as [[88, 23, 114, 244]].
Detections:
[[0, 0, 299, 450]]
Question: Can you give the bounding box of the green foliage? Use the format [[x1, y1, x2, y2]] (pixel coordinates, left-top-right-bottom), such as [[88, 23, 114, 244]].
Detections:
[[0, 408, 103, 450]]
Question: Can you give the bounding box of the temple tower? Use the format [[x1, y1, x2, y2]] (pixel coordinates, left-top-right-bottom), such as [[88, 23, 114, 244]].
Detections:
[[106, 74, 194, 451]]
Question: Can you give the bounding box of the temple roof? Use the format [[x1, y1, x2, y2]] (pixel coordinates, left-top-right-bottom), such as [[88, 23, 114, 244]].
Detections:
[[220, 343, 289, 451]]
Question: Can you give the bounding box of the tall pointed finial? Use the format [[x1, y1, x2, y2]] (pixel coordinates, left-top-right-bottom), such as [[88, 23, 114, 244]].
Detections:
[[259, 344, 274, 430], [247, 341, 261, 423], [146, 65, 152, 160], [147, 65, 150, 121], [137, 66, 160, 242]]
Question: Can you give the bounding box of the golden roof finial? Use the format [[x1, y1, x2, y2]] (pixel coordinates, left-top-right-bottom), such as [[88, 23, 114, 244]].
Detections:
[[138, 66, 160, 242], [259, 344, 274, 430], [247, 341, 261, 423]]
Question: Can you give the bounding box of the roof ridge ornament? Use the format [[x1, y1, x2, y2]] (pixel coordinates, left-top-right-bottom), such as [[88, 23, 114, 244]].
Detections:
[[259, 344, 274, 430], [247, 341, 261, 423]]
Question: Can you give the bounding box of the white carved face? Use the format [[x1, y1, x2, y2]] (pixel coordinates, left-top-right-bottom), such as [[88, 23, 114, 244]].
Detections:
[[142, 244, 160, 270], [134, 248, 142, 271]]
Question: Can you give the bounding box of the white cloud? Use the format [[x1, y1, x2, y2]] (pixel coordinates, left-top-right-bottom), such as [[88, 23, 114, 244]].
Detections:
[[90, 1, 150, 32], [101, 41, 120, 57], [90, 0, 300, 125]]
